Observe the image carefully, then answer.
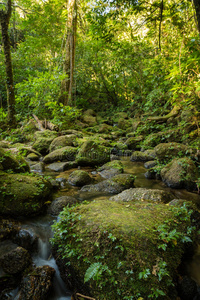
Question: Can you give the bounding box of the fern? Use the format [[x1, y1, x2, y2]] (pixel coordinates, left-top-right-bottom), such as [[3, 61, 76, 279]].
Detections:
[[84, 262, 103, 283]]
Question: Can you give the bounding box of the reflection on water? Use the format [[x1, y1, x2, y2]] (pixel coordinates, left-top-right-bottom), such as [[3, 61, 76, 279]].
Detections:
[[122, 157, 200, 204]]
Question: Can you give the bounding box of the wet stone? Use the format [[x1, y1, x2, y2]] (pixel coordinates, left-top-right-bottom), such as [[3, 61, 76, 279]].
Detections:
[[30, 162, 45, 172], [48, 196, 78, 215], [0, 247, 32, 275], [144, 160, 157, 169], [12, 229, 38, 252], [68, 170, 92, 187], [17, 265, 55, 300], [47, 161, 78, 172]]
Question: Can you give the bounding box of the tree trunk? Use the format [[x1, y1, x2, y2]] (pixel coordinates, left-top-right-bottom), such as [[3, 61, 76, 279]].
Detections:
[[193, 0, 200, 35], [60, 0, 77, 106], [0, 0, 16, 127]]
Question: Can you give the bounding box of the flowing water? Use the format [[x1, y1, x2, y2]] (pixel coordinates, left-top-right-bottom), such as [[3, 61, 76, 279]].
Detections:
[[2, 157, 200, 299], [19, 215, 72, 300]]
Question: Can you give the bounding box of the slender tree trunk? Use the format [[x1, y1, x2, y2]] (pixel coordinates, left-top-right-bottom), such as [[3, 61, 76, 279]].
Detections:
[[158, 0, 164, 51], [193, 0, 200, 35], [61, 0, 77, 106], [0, 0, 16, 127]]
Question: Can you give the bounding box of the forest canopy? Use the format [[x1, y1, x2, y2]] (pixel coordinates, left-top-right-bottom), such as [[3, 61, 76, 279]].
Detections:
[[0, 0, 200, 126]]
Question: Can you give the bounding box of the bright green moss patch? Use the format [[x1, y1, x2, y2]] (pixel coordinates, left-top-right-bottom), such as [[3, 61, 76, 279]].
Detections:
[[0, 172, 52, 217], [51, 200, 196, 299]]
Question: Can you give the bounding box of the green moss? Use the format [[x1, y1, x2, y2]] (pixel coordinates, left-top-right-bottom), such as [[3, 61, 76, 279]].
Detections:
[[97, 160, 124, 173], [0, 172, 51, 216], [68, 170, 92, 186], [51, 200, 195, 299], [32, 130, 58, 154], [0, 148, 29, 173], [76, 140, 110, 166], [43, 146, 77, 164]]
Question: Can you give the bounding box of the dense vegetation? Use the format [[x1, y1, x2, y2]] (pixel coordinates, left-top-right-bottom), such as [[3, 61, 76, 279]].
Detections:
[[0, 0, 199, 128], [1, 1, 200, 298]]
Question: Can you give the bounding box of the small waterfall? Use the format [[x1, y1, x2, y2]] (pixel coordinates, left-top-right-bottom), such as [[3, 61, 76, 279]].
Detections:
[[33, 237, 72, 300]]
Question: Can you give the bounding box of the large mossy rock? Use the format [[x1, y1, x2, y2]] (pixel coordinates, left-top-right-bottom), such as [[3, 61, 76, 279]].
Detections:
[[130, 150, 155, 162], [80, 174, 135, 194], [109, 187, 174, 203], [0, 172, 52, 217], [82, 109, 97, 126], [97, 160, 124, 179], [49, 134, 76, 152], [0, 148, 29, 173], [48, 196, 77, 215], [154, 142, 192, 163], [52, 200, 196, 299], [125, 136, 143, 150], [160, 157, 199, 190], [76, 140, 110, 166], [68, 170, 92, 187], [32, 130, 58, 155], [43, 146, 77, 164]]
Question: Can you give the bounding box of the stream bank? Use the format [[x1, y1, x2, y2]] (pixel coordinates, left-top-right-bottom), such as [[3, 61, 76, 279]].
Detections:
[[0, 108, 200, 299]]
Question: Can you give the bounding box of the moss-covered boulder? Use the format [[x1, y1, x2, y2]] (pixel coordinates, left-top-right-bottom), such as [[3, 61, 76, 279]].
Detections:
[[82, 110, 97, 126], [160, 157, 199, 190], [144, 160, 157, 169], [80, 174, 135, 194], [49, 135, 77, 152], [125, 136, 143, 150], [43, 146, 77, 164], [0, 172, 52, 217], [0, 148, 29, 173], [154, 142, 192, 163], [68, 170, 92, 187], [26, 152, 40, 161], [32, 130, 58, 155], [51, 200, 197, 299], [76, 140, 110, 166], [97, 123, 113, 133], [48, 196, 77, 215], [130, 150, 155, 162], [109, 187, 174, 203], [117, 118, 131, 130], [97, 160, 124, 179]]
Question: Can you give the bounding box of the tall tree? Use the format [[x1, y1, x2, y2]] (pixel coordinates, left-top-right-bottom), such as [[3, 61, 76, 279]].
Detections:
[[193, 0, 200, 35], [0, 0, 16, 126], [60, 0, 77, 106]]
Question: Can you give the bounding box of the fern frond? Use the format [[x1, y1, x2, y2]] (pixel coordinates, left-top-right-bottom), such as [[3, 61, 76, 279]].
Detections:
[[84, 262, 102, 283]]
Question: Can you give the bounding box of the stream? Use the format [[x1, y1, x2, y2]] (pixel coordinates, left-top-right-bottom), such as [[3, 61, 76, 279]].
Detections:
[[19, 215, 72, 300], [2, 157, 200, 299]]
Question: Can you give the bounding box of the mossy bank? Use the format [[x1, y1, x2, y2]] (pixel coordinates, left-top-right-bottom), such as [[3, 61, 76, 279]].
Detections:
[[51, 200, 198, 299]]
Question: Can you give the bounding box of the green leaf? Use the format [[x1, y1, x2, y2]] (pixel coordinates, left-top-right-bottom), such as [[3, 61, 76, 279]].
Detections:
[[84, 262, 102, 283]]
